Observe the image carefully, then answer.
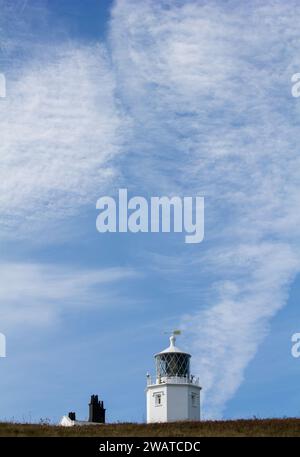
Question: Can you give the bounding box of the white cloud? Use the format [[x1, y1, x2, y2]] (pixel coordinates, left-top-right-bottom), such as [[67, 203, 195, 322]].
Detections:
[[0, 2, 127, 237], [2, 0, 300, 419], [111, 0, 300, 417], [0, 262, 138, 331]]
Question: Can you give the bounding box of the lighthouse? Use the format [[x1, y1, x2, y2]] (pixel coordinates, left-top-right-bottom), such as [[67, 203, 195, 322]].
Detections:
[[146, 331, 201, 423]]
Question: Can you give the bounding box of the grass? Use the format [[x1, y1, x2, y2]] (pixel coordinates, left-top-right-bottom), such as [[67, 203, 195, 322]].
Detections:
[[0, 419, 299, 437]]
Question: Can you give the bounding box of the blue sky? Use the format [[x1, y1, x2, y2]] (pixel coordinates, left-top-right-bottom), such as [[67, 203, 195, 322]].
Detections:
[[1, 0, 300, 423]]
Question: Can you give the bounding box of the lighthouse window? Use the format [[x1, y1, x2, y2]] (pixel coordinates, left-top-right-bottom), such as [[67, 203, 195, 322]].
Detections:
[[156, 352, 190, 378], [191, 393, 197, 407], [154, 393, 162, 406]]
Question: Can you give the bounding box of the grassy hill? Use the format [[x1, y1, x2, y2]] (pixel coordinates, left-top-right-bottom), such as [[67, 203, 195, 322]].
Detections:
[[0, 419, 300, 437]]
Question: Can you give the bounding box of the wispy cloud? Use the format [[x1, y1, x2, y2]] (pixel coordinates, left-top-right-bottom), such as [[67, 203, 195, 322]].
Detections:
[[110, 0, 300, 417], [0, 1, 127, 238], [2, 0, 300, 419], [0, 262, 138, 331]]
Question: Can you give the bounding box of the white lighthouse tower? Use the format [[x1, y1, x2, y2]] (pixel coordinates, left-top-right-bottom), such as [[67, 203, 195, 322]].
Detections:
[[146, 331, 201, 423]]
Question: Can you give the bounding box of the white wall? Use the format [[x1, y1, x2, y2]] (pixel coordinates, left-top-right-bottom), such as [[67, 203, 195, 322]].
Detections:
[[187, 385, 201, 421], [146, 383, 201, 423], [146, 385, 167, 423], [166, 384, 188, 421]]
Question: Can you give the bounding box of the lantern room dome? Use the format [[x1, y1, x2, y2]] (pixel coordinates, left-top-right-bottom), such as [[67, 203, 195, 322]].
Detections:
[[155, 335, 191, 379], [155, 335, 190, 356]]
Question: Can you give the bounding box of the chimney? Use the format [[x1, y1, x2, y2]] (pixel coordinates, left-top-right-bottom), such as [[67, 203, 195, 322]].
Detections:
[[68, 412, 76, 421], [88, 394, 105, 423]]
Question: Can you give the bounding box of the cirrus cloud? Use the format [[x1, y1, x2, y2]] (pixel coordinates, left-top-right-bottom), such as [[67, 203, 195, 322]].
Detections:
[[110, 0, 300, 417]]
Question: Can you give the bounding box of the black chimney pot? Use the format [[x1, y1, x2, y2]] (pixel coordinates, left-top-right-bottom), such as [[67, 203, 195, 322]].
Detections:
[[88, 394, 105, 423]]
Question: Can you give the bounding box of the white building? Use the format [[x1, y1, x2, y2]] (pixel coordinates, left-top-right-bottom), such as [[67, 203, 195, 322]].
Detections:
[[146, 333, 201, 423], [60, 395, 105, 427], [60, 415, 101, 427]]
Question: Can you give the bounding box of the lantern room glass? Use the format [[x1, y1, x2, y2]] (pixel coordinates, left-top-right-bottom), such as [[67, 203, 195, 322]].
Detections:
[[155, 352, 190, 378]]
